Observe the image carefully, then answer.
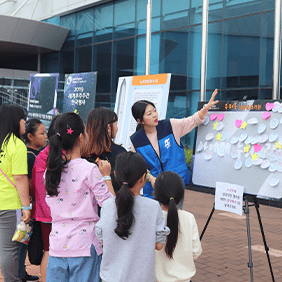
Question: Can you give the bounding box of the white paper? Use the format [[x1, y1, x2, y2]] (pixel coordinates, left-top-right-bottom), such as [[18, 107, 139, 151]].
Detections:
[[215, 182, 244, 216]]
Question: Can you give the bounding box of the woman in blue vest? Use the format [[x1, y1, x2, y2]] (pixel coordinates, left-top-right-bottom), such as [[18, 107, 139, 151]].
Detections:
[[130, 89, 218, 199]]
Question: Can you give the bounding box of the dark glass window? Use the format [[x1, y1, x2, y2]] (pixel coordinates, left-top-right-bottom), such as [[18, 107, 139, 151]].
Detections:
[[113, 0, 135, 39], [76, 46, 92, 73], [94, 3, 113, 43], [136, 0, 160, 35], [161, 0, 189, 30], [221, 89, 258, 100], [208, 0, 223, 22], [261, 12, 274, 88], [112, 38, 134, 92], [60, 50, 74, 74], [41, 52, 59, 73], [190, 0, 203, 25], [76, 8, 93, 47], [221, 14, 261, 90], [93, 42, 112, 93], [61, 14, 76, 36], [188, 25, 202, 91], [260, 89, 272, 100], [223, 0, 262, 19], [160, 28, 188, 91], [207, 21, 222, 91], [263, 0, 275, 11]]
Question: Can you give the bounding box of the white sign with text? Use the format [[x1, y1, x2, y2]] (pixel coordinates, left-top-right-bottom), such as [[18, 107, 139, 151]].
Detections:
[[215, 182, 244, 216]]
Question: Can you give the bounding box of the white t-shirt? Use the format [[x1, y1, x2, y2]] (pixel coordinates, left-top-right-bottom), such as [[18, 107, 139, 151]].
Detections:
[[155, 209, 202, 282]]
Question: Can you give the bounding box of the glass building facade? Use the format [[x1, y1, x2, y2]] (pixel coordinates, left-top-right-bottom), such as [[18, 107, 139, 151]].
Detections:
[[39, 0, 277, 148]]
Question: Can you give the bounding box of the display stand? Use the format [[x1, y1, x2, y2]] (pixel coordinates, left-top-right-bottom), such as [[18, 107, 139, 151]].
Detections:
[[200, 196, 275, 282]]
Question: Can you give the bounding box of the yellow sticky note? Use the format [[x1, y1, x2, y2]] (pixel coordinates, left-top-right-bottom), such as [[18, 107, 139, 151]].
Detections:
[[275, 142, 282, 149], [213, 122, 218, 130], [240, 121, 248, 129], [251, 153, 258, 161], [216, 132, 222, 141], [244, 144, 250, 153]]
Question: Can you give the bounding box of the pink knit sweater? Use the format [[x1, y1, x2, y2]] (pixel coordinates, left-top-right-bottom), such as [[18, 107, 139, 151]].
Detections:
[[30, 146, 51, 222]]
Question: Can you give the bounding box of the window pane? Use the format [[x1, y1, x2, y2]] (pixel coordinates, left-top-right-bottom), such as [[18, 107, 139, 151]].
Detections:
[[190, 0, 202, 25], [41, 53, 59, 73], [76, 46, 92, 73], [221, 89, 258, 100], [76, 8, 93, 46], [224, 0, 262, 19], [207, 21, 222, 91], [136, 0, 160, 35], [60, 50, 74, 74], [161, 0, 189, 30], [208, 0, 223, 22], [114, 0, 135, 39], [160, 28, 188, 91], [188, 25, 201, 91], [112, 38, 134, 92], [94, 3, 113, 43], [260, 11, 274, 88], [260, 89, 272, 100], [93, 42, 112, 93], [263, 0, 275, 11], [61, 14, 75, 36], [221, 14, 261, 90]]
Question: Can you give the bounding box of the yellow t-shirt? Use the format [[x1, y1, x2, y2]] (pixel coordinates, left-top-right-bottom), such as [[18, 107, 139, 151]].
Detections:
[[0, 134, 28, 210]]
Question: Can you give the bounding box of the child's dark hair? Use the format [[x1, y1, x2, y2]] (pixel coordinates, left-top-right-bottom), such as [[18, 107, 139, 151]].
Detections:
[[114, 152, 147, 240], [22, 118, 42, 144], [84, 107, 118, 156], [45, 113, 85, 197], [131, 100, 155, 131], [47, 115, 61, 139], [0, 104, 25, 149], [154, 171, 184, 259]]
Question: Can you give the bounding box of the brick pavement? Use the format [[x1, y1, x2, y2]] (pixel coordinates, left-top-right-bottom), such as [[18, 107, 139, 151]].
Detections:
[[1, 189, 281, 282]]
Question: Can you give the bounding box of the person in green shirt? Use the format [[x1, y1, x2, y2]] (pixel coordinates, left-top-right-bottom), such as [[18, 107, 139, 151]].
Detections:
[[0, 104, 31, 282]]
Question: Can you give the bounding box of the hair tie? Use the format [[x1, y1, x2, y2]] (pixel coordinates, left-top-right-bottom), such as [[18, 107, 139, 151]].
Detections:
[[170, 197, 174, 200], [57, 132, 61, 137], [123, 182, 128, 185]]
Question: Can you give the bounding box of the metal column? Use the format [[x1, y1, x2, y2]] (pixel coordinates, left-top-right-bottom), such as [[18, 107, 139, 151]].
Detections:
[[272, 0, 281, 100], [200, 0, 209, 101], [145, 0, 152, 75]]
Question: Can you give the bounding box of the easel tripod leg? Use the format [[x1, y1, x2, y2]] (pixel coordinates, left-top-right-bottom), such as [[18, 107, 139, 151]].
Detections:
[[253, 197, 275, 282], [200, 203, 215, 241], [244, 197, 254, 282]]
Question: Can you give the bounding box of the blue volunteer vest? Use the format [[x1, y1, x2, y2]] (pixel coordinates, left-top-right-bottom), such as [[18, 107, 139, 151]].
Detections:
[[130, 119, 190, 198]]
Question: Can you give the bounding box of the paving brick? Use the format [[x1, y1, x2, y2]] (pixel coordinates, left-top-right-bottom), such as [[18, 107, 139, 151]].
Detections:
[[1, 189, 281, 281]]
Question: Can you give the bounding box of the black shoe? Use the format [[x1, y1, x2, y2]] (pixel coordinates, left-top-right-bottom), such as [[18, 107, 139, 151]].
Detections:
[[20, 272, 40, 282]]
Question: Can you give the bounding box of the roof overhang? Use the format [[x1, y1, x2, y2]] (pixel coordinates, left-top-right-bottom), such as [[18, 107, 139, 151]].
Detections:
[[0, 15, 69, 56]]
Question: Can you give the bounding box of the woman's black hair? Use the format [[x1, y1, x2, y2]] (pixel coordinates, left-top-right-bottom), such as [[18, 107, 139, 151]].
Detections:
[[154, 171, 185, 259], [0, 104, 25, 149], [131, 100, 155, 131], [45, 113, 85, 197], [22, 118, 42, 144], [114, 152, 147, 240]]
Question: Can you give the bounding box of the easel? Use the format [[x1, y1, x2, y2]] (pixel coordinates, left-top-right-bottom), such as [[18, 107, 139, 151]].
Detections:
[[200, 194, 275, 282]]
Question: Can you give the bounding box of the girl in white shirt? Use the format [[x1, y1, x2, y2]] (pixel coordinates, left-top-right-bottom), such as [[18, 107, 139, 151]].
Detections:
[[154, 171, 202, 282]]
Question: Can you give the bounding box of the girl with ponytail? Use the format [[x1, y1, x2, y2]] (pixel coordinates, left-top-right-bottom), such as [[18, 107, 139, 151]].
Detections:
[[45, 112, 114, 282], [95, 152, 170, 282], [154, 171, 202, 282]]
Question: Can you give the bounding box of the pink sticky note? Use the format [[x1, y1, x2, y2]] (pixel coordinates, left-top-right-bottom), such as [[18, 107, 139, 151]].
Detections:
[[210, 114, 217, 121], [262, 112, 271, 120], [235, 119, 242, 128], [218, 113, 225, 121], [254, 144, 262, 153], [265, 103, 274, 111]]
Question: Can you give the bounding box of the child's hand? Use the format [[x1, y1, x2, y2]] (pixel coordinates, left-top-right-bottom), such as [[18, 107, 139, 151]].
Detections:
[[97, 160, 111, 176], [150, 175, 156, 189], [21, 210, 31, 223], [199, 89, 219, 118]]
